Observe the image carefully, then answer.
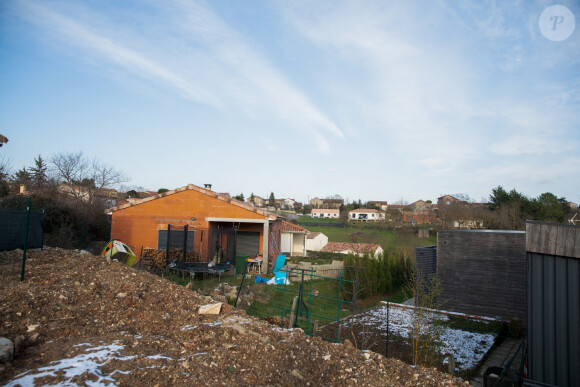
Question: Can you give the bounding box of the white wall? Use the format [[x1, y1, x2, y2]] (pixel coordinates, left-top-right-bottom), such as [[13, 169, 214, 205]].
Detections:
[[306, 234, 328, 251], [281, 233, 292, 253], [292, 234, 305, 256]]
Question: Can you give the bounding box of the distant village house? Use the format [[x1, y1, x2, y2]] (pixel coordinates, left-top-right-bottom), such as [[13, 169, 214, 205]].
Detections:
[[349, 208, 385, 221], [311, 209, 340, 219]]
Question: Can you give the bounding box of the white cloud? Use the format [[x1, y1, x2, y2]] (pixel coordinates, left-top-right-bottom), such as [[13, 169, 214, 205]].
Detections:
[[15, 0, 343, 153]]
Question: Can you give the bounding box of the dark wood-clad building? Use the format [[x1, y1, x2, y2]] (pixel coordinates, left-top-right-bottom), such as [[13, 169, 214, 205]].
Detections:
[[437, 230, 527, 322]]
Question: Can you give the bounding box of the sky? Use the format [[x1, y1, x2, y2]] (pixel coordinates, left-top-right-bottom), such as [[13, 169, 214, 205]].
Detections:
[[0, 0, 579, 204]]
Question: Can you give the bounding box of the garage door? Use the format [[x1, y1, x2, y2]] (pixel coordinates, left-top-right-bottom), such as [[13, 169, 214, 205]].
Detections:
[[236, 231, 260, 257]]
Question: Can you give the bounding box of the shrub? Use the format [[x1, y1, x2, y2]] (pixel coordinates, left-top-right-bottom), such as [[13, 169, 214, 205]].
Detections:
[[342, 252, 408, 300]]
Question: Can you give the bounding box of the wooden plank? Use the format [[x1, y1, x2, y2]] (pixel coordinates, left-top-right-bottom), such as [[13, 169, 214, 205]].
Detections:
[[555, 225, 567, 257], [539, 224, 549, 254], [528, 222, 541, 253], [526, 222, 533, 251], [547, 224, 558, 256], [564, 227, 576, 257], [573, 227, 580, 259]]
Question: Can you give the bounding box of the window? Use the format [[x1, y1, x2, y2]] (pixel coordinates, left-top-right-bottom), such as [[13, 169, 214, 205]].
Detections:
[[158, 229, 195, 250]]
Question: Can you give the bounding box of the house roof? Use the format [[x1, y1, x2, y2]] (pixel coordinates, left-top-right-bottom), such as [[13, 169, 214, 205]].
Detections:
[[138, 191, 157, 199], [312, 208, 339, 213], [321, 242, 382, 254], [369, 201, 388, 205], [307, 232, 322, 239], [106, 183, 277, 220], [349, 208, 384, 213], [278, 220, 308, 233]]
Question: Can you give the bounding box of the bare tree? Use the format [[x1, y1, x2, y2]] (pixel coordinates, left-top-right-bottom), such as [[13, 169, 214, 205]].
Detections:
[[50, 151, 127, 204]]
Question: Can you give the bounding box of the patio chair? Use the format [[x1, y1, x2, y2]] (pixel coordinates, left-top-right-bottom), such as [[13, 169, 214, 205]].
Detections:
[[273, 254, 288, 284]]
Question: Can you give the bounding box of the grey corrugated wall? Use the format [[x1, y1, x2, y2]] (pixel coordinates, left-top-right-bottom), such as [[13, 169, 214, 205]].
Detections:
[[527, 252, 579, 386], [526, 221, 580, 387]]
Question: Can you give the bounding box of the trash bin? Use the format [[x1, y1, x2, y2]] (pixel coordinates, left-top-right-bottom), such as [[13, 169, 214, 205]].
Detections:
[[235, 256, 249, 275]]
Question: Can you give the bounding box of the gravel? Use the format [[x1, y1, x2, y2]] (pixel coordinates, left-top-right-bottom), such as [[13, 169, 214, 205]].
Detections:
[[0, 248, 468, 386]]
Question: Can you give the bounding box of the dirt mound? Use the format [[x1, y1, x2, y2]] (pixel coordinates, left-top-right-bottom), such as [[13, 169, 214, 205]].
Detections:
[[0, 248, 467, 386]]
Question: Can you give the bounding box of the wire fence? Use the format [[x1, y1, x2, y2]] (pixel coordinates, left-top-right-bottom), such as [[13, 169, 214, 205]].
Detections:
[[271, 267, 354, 343]]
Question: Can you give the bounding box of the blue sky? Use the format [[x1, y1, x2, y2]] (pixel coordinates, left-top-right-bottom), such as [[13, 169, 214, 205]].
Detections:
[[1, 0, 578, 204]]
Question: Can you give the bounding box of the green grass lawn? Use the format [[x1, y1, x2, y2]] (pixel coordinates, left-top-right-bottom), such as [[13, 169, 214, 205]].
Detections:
[[302, 225, 437, 251], [174, 273, 358, 334]]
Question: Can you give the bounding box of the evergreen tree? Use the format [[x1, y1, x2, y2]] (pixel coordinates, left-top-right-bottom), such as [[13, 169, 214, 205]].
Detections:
[[29, 154, 48, 186], [13, 167, 31, 185], [269, 192, 275, 206], [234, 193, 245, 201]]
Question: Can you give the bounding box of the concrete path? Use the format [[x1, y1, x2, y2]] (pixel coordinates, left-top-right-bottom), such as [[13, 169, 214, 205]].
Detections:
[[470, 337, 523, 387]]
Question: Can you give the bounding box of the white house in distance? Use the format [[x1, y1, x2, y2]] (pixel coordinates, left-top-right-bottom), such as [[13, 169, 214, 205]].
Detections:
[[311, 209, 340, 219], [349, 209, 385, 221], [321, 242, 384, 257], [306, 232, 329, 251]]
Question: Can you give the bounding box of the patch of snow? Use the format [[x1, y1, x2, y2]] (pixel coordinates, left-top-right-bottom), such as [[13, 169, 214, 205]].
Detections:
[[346, 305, 495, 370], [5, 341, 136, 387], [203, 321, 222, 327], [180, 325, 198, 331], [146, 355, 173, 360], [380, 302, 499, 321]]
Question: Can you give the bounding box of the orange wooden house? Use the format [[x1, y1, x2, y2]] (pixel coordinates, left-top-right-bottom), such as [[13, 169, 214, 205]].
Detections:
[[107, 184, 280, 270]]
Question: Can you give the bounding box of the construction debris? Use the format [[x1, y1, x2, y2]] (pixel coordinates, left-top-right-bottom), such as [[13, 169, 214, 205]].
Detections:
[[0, 248, 467, 386], [198, 303, 223, 315]]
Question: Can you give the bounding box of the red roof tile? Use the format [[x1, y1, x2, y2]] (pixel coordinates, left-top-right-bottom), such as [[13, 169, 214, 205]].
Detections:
[[278, 220, 308, 233]]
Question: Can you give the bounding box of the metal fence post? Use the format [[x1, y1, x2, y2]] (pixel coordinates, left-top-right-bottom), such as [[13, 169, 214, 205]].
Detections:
[[386, 301, 390, 358], [335, 270, 342, 342], [20, 197, 31, 282], [165, 224, 171, 269], [306, 268, 314, 334]]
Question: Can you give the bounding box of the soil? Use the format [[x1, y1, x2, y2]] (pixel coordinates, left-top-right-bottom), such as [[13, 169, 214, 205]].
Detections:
[[0, 248, 468, 386]]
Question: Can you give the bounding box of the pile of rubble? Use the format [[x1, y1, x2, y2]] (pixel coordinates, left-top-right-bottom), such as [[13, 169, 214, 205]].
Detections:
[[200, 282, 269, 307], [0, 248, 468, 385]]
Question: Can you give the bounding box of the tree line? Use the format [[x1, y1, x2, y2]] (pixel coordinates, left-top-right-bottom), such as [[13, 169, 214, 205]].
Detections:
[[439, 186, 574, 230], [0, 151, 127, 249]]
